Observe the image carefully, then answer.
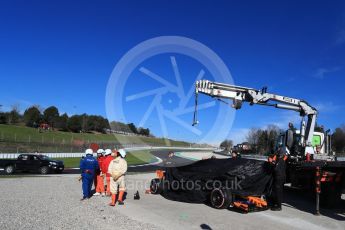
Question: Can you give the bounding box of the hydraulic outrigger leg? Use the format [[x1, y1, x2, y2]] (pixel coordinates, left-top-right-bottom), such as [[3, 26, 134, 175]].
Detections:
[[315, 167, 321, 215]]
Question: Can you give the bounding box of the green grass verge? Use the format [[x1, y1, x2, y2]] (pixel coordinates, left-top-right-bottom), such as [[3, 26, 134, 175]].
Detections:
[[0, 124, 192, 153], [53, 150, 157, 168], [0, 124, 189, 146]]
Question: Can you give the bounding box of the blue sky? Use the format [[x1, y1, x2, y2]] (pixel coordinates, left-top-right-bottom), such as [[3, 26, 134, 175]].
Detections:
[[0, 0, 344, 144]]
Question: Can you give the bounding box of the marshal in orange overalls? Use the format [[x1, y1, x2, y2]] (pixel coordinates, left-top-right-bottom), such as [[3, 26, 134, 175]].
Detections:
[[102, 154, 114, 196], [95, 155, 105, 194]]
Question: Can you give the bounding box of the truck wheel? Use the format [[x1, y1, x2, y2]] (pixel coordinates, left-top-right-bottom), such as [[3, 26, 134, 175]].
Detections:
[[210, 187, 232, 209], [150, 179, 163, 194], [5, 165, 15, 174], [40, 166, 49, 175]]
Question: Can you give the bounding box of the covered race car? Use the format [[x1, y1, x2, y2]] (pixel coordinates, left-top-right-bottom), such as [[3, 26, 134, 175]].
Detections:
[[150, 158, 274, 213]]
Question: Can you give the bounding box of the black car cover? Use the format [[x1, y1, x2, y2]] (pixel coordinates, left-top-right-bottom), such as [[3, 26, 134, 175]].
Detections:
[[160, 158, 273, 203]]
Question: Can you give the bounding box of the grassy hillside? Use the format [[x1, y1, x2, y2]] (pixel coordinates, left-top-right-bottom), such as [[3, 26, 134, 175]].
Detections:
[[0, 124, 191, 153]]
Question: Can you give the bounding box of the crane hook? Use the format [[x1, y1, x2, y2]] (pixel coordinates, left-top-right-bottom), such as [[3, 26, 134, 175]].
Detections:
[[192, 91, 199, 126]]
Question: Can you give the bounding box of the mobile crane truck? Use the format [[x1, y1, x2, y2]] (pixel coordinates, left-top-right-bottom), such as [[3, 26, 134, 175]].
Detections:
[[194, 80, 345, 214]]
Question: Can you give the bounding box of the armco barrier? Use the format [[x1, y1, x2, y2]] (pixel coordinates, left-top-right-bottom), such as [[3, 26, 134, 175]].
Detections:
[[0, 146, 215, 159]]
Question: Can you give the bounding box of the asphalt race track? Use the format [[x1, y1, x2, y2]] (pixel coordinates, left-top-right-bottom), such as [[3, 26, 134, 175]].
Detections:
[[0, 172, 344, 230], [63, 149, 196, 174], [1, 150, 345, 229], [0, 150, 194, 175]]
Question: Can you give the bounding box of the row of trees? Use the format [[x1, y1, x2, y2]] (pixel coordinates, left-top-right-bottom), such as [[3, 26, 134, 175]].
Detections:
[[0, 106, 21, 125], [219, 125, 283, 155], [245, 125, 282, 155], [332, 125, 345, 153], [220, 139, 233, 151], [0, 105, 151, 136], [220, 125, 282, 154]]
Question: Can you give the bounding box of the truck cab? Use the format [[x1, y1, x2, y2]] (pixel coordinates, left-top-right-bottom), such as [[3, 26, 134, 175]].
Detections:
[[277, 129, 334, 160]]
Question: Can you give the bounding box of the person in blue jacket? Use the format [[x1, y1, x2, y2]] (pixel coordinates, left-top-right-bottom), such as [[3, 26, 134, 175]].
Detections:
[[80, 149, 99, 201]]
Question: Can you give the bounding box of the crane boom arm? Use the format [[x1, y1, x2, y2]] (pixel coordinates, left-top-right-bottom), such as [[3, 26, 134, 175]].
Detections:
[[194, 80, 318, 149]]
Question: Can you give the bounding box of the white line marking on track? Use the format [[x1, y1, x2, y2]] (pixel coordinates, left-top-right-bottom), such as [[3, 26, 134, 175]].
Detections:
[[129, 156, 163, 167]]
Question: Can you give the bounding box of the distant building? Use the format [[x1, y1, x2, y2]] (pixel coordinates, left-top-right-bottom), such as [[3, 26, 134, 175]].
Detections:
[[39, 123, 51, 132]]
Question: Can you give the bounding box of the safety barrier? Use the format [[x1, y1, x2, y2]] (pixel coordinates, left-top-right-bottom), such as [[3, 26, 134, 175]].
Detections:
[[0, 146, 215, 159]]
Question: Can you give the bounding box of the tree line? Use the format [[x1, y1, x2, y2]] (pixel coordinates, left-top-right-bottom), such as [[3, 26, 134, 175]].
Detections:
[[0, 105, 151, 136], [245, 125, 282, 155], [332, 125, 345, 153], [219, 125, 281, 155]]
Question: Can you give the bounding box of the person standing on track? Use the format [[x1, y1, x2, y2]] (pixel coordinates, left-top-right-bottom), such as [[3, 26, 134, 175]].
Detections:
[[79, 149, 99, 201], [102, 149, 114, 196], [94, 149, 105, 196], [108, 149, 128, 206], [268, 147, 288, 211]]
